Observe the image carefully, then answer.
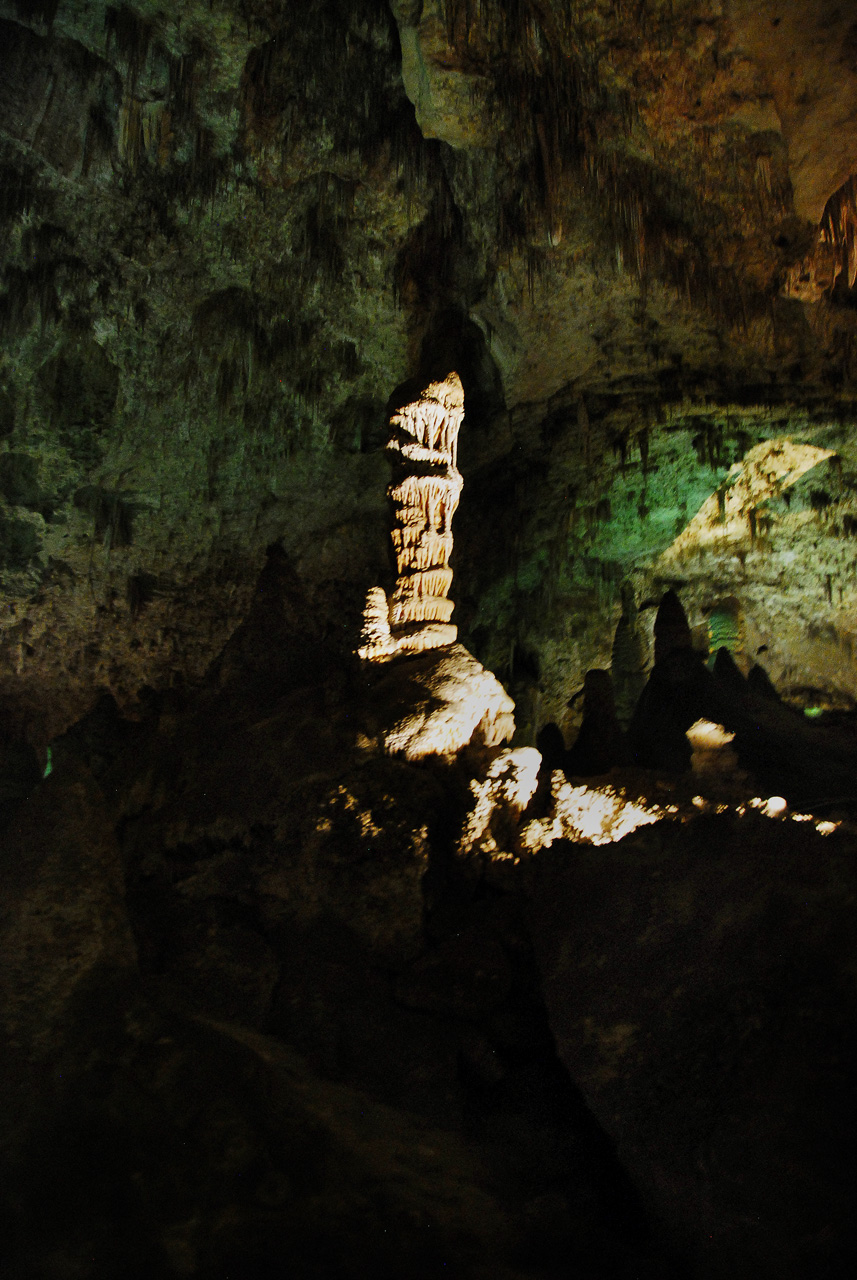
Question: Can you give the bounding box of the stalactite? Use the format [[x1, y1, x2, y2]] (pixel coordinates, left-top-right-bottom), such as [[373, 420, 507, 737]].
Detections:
[[576, 393, 590, 461], [73, 487, 136, 550], [0, 157, 38, 224], [820, 174, 857, 291], [0, 246, 78, 340], [126, 571, 159, 619], [18, 0, 59, 26], [242, 0, 405, 178], [754, 154, 772, 198], [441, 0, 596, 247], [358, 373, 465, 661], [638, 425, 649, 473], [104, 4, 154, 89]]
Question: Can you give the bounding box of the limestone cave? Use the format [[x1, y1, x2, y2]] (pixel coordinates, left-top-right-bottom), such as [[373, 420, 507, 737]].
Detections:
[[2, 2, 856, 1277]]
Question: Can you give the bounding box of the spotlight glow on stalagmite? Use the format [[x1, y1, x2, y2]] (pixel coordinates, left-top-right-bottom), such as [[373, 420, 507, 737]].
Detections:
[[357, 371, 516, 760], [359, 372, 465, 661]]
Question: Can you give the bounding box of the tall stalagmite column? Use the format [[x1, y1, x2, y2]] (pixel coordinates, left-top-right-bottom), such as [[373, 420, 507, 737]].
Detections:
[[359, 373, 464, 661]]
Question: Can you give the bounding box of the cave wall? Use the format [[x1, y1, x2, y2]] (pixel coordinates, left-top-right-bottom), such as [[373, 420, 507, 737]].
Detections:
[[2, 0, 857, 741], [4, 7, 857, 1278]]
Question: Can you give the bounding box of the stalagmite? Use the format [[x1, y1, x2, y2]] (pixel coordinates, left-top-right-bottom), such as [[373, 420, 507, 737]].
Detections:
[[357, 370, 516, 758], [653, 589, 693, 666], [357, 585, 397, 661], [358, 373, 465, 662]]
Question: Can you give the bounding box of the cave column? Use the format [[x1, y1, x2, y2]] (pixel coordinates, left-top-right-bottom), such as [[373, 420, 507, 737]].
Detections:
[[358, 373, 464, 661]]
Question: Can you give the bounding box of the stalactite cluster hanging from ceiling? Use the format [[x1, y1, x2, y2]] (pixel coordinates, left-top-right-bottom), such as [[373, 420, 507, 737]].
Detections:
[[820, 175, 857, 291]]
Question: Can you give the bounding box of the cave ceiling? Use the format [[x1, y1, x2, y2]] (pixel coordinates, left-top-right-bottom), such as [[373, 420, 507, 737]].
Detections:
[[2, 0, 857, 740]]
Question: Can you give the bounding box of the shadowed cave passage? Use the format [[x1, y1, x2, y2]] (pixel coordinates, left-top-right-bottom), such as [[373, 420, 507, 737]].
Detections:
[[4, 558, 857, 1280]]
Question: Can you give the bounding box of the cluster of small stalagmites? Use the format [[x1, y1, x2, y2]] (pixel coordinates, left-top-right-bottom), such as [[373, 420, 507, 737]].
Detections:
[[359, 373, 464, 661]]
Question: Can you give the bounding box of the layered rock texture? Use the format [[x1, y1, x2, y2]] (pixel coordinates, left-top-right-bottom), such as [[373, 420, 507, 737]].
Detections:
[[359, 371, 464, 659], [357, 371, 517, 760]]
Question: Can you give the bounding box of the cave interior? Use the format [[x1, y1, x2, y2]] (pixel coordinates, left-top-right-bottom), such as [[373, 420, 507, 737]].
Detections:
[[2, 3, 857, 1278]]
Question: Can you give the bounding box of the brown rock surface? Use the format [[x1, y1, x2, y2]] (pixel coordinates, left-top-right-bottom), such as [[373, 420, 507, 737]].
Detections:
[[727, 0, 857, 222]]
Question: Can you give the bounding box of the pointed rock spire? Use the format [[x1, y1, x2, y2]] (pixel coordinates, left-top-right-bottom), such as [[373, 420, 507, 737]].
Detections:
[[653, 588, 692, 666]]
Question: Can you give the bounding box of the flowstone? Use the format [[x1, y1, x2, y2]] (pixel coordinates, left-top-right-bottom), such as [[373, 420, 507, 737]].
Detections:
[[365, 642, 515, 762]]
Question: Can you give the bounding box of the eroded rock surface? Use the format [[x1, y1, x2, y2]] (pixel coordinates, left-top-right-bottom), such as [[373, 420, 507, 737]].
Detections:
[[2, 1, 857, 734]]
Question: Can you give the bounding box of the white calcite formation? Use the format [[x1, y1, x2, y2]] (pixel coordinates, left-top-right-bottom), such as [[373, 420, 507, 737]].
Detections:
[[359, 373, 516, 761], [686, 718, 743, 783], [519, 774, 667, 852], [457, 747, 542, 860], [378, 643, 516, 762], [359, 373, 465, 662]]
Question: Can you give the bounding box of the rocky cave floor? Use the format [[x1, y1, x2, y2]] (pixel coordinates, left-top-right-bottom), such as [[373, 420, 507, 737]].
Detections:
[[2, 555, 856, 1280]]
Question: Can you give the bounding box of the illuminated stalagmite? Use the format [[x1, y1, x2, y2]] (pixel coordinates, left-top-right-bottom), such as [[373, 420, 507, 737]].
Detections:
[[357, 372, 515, 759], [359, 373, 465, 661]]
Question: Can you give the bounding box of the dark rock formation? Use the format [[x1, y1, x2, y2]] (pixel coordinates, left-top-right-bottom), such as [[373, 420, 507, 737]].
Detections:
[[529, 721, 567, 816], [628, 648, 719, 772], [565, 668, 629, 776], [746, 662, 781, 702], [535, 721, 567, 773], [0, 756, 137, 1186], [653, 590, 694, 668], [530, 812, 857, 1280], [0, 612, 682, 1279], [711, 645, 747, 693], [0, 733, 40, 832], [612, 611, 648, 728]]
